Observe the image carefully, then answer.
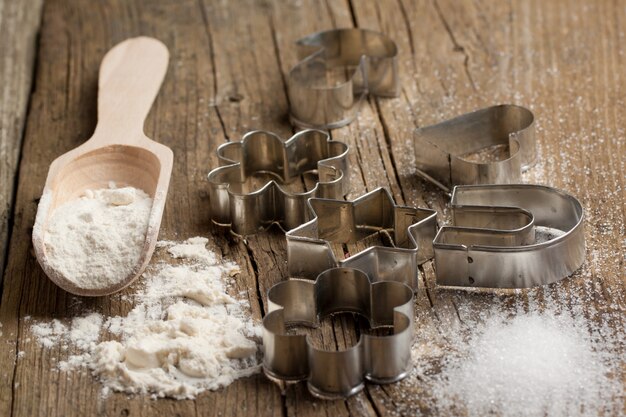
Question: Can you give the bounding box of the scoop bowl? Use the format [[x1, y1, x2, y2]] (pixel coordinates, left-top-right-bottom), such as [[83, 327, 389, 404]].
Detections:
[[32, 37, 173, 296]]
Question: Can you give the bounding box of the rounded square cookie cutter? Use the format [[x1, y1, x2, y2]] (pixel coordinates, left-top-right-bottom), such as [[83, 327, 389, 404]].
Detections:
[[414, 105, 535, 193], [262, 267, 414, 400], [288, 28, 399, 129]]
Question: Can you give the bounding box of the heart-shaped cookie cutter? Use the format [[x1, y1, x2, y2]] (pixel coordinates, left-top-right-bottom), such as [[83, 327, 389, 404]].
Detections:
[[414, 105, 535, 193]]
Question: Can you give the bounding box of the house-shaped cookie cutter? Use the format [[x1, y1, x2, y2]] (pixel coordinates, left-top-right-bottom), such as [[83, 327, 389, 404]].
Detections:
[[433, 184, 585, 288], [262, 267, 414, 399]]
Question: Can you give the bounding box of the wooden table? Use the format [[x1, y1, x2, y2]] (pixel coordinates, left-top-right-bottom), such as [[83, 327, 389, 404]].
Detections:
[[0, 0, 624, 416]]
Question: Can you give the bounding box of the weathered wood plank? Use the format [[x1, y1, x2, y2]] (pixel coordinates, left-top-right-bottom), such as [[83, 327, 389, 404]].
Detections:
[[0, 0, 284, 416], [0, 0, 623, 416], [0, 0, 43, 281]]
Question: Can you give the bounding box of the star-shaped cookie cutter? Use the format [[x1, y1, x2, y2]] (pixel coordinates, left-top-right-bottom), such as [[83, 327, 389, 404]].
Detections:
[[207, 129, 349, 235], [288, 28, 399, 129], [263, 267, 414, 399], [414, 105, 536, 193], [433, 184, 585, 288], [286, 187, 437, 290]]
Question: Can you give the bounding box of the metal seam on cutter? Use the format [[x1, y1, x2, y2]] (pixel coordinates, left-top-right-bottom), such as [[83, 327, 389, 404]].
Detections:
[[414, 105, 535, 193], [262, 267, 414, 400], [286, 187, 437, 290], [433, 184, 585, 288], [207, 129, 349, 236], [288, 28, 399, 129]]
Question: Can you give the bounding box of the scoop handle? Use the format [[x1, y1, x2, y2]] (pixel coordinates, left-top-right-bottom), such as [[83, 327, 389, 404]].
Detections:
[[92, 37, 169, 144]]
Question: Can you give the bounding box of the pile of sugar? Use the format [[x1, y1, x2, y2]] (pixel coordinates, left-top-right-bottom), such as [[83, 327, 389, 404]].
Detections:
[[30, 237, 261, 399], [42, 185, 152, 289], [409, 294, 625, 417]]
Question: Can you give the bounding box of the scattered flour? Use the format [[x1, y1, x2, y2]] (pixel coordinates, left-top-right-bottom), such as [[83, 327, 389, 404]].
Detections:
[[31, 319, 68, 348], [42, 185, 153, 290], [30, 237, 260, 399], [165, 237, 219, 265]]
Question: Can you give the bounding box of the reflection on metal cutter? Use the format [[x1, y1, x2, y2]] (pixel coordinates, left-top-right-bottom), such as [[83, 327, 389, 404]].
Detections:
[[262, 267, 414, 399], [414, 105, 535, 192], [433, 184, 585, 288], [207, 129, 349, 235], [286, 187, 437, 290], [288, 28, 399, 129]]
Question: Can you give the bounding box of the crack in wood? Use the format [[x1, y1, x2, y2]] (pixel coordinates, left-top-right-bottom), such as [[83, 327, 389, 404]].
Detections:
[[432, 0, 478, 92]]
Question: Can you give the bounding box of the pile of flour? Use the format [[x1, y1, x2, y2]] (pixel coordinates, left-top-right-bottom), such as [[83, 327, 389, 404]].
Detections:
[[30, 237, 261, 399], [41, 184, 152, 289]]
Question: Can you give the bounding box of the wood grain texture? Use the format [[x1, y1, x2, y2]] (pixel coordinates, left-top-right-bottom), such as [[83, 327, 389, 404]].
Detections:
[[31, 37, 174, 297], [0, 0, 43, 282], [0, 0, 624, 416]]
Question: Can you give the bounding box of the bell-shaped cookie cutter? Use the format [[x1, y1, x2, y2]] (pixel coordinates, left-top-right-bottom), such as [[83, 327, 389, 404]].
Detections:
[[414, 105, 535, 193], [207, 129, 349, 235], [286, 187, 437, 290], [433, 184, 585, 288], [288, 28, 399, 129], [262, 267, 414, 399]]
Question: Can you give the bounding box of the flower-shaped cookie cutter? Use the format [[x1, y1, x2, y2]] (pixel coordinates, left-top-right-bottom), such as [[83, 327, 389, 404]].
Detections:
[[288, 28, 399, 129], [414, 105, 535, 193], [433, 184, 585, 288], [263, 267, 414, 399], [286, 187, 437, 290], [208, 129, 349, 235]]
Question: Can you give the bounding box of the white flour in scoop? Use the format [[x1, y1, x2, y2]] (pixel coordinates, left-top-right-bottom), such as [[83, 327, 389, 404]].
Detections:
[[42, 184, 153, 289], [30, 237, 261, 399]]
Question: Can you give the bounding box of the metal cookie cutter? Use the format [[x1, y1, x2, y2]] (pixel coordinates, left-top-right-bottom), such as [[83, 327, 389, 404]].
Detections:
[[207, 129, 349, 235], [414, 105, 535, 193], [263, 267, 414, 399], [286, 187, 437, 290], [288, 28, 399, 129], [433, 184, 585, 288]]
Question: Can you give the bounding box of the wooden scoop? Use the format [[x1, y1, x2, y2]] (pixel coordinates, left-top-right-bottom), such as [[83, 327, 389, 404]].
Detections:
[[32, 37, 173, 296]]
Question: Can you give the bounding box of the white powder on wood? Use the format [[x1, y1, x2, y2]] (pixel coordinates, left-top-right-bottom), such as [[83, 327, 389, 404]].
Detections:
[[43, 185, 152, 289], [30, 237, 260, 399], [409, 297, 625, 417], [31, 319, 68, 348]]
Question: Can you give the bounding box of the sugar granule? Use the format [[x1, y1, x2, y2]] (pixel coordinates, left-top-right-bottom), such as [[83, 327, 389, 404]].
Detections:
[[410, 298, 625, 417]]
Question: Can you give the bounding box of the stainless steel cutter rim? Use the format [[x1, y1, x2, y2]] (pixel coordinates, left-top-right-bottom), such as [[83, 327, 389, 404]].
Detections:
[[262, 268, 414, 399], [307, 381, 365, 400], [286, 187, 438, 289], [433, 184, 585, 288], [290, 28, 399, 90], [414, 136, 522, 193], [436, 206, 536, 250], [207, 129, 350, 235], [452, 183, 584, 245], [288, 28, 399, 129], [210, 129, 349, 198], [414, 104, 536, 193]]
